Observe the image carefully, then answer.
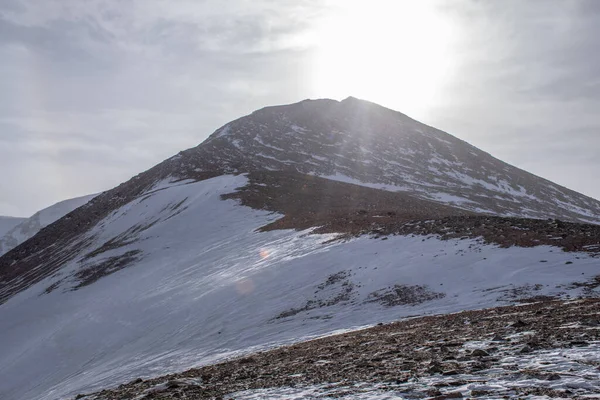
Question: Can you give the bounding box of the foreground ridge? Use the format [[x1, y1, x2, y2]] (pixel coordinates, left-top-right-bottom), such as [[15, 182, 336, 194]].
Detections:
[[78, 299, 600, 400]]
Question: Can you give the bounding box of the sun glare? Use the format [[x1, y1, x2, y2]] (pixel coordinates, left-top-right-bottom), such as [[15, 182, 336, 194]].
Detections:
[[311, 0, 458, 118]]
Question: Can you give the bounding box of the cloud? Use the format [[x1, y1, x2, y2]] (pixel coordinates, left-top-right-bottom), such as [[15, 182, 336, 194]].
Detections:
[[426, 0, 600, 201], [0, 0, 599, 216]]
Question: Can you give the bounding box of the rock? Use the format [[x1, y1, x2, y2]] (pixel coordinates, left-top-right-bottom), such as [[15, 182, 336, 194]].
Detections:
[[166, 380, 181, 389], [471, 349, 489, 357], [491, 335, 505, 342], [511, 319, 528, 328], [426, 388, 443, 396], [431, 392, 463, 399], [443, 370, 459, 376], [428, 364, 444, 374], [519, 345, 532, 354], [547, 373, 561, 381], [570, 340, 589, 347], [581, 318, 600, 327]]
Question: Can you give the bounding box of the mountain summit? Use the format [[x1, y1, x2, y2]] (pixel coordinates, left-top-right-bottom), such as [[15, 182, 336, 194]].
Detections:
[[179, 97, 600, 223], [0, 98, 599, 400]]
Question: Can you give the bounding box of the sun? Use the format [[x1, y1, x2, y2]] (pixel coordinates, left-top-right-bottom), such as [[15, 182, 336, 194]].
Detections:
[[310, 0, 459, 118]]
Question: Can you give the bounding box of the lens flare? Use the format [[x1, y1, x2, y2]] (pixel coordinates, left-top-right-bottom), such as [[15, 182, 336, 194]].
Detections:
[[259, 248, 270, 259]]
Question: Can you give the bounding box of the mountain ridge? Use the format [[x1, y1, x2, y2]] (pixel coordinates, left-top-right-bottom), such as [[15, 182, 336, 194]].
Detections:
[[0, 194, 98, 256]]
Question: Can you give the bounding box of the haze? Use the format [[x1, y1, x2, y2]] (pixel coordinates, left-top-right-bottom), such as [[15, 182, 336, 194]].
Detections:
[[1, 0, 599, 216]]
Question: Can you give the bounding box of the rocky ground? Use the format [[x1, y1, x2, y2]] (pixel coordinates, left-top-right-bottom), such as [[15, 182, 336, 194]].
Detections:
[[224, 171, 600, 255], [76, 299, 600, 399]]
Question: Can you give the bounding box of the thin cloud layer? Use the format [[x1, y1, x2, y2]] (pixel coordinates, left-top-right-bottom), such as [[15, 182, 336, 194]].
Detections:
[[0, 0, 598, 216]]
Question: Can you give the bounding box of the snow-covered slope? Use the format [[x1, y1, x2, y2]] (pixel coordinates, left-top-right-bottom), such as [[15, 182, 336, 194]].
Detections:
[[183, 97, 600, 224], [1, 98, 600, 400], [0, 216, 25, 237], [0, 175, 598, 400], [0, 194, 97, 256]]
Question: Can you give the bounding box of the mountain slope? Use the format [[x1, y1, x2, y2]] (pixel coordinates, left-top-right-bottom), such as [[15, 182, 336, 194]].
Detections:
[[0, 216, 25, 237], [0, 174, 599, 400], [0, 194, 97, 256], [0, 98, 599, 400]]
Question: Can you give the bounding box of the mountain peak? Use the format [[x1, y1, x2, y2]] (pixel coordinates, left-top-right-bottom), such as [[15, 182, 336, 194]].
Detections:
[[188, 98, 600, 224]]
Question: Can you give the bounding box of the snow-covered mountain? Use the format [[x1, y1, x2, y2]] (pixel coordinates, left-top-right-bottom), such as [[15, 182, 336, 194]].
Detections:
[[0, 216, 25, 237], [0, 98, 599, 400], [0, 194, 97, 256]]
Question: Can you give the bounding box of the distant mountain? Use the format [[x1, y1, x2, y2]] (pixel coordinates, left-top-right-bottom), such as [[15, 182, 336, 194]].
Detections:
[[0, 217, 26, 237], [0, 194, 97, 256], [0, 98, 598, 400]]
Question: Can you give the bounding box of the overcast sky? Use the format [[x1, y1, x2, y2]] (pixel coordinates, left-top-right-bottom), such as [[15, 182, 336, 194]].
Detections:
[[1, 0, 599, 216]]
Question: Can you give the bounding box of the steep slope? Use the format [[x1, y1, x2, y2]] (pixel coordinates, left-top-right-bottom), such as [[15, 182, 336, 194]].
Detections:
[[0, 174, 599, 400], [0, 216, 25, 237], [1, 98, 599, 400], [184, 97, 600, 224], [0, 194, 97, 256]]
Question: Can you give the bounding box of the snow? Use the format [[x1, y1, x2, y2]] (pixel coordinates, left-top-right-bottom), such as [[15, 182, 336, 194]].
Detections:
[[0, 194, 97, 256], [215, 124, 231, 138], [290, 124, 308, 133], [253, 135, 285, 151], [427, 192, 477, 205], [1, 175, 599, 400], [316, 172, 410, 192]]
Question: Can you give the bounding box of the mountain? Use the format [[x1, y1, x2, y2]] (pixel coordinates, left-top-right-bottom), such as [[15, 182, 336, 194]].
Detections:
[[0, 216, 25, 237], [0, 97, 599, 400], [192, 97, 600, 224], [0, 194, 98, 256]]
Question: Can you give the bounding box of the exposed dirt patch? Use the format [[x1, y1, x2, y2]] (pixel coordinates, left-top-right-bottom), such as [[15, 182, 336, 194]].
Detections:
[[366, 284, 446, 307], [73, 250, 143, 289], [560, 275, 600, 298], [275, 271, 356, 319]]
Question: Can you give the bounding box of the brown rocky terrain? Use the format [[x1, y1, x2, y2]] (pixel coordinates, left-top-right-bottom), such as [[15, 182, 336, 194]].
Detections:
[[75, 299, 600, 399], [224, 171, 600, 255]]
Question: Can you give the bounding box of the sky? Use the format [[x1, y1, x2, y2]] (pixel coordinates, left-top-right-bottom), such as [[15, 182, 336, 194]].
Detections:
[[0, 0, 599, 217]]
